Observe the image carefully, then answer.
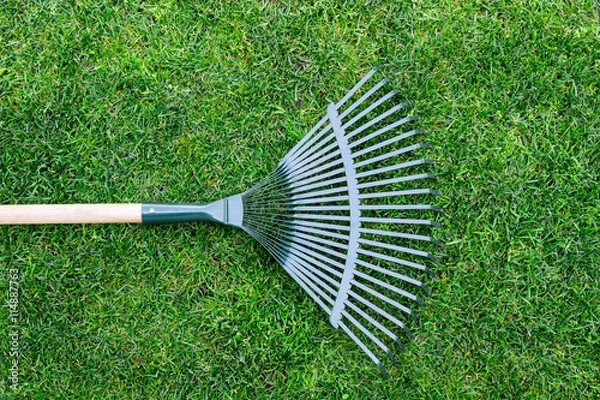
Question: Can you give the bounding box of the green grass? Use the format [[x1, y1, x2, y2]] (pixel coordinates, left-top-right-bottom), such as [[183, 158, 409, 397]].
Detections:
[[1, 0, 598, 398]]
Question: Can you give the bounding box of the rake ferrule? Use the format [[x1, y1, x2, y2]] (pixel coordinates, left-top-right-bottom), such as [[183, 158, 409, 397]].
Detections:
[[141, 195, 243, 227]]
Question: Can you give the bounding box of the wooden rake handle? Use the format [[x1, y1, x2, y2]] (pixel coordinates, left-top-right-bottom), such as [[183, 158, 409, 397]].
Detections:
[[0, 204, 142, 225]]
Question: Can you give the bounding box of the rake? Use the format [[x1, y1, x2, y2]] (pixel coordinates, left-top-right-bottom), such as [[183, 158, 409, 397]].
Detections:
[[0, 67, 441, 378]]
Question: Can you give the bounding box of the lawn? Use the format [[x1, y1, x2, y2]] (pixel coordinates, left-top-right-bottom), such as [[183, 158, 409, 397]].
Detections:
[[1, 0, 598, 398]]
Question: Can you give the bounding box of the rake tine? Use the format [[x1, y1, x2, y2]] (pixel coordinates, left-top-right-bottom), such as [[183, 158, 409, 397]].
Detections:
[[351, 127, 425, 156], [289, 230, 347, 251], [336, 66, 382, 109], [289, 219, 351, 232], [289, 253, 343, 288], [350, 279, 419, 323], [355, 159, 435, 179], [346, 289, 414, 339], [353, 269, 424, 307], [246, 232, 334, 315], [288, 167, 347, 190], [289, 175, 348, 194], [251, 219, 349, 272], [355, 258, 431, 296], [346, 101, 413, 141], [282, 67, 383, 167], [359, 238, 440, 262], [284, 252, 341, 295], [359, 228, 444, 248], [283, 260, 334, 314], [359, 204, 441, 212], [341, 310, 397, 365], [341, 89, 398, 130], [357, 248, 433, 276], [267, 236, 342, 282], [283, 157, 344, 184], [291, 186, 350, 200], [354, 143, 431, 168], [290, 195, 351, 205], [358, 188, 441, 200], [356, 173, 437, 190], [340, 77, 390, 117], [288, 235, 348, 263], [248, 221, 345, 288], [290, 224, 350, 241], [292, 205, 351, 212], [360, 217, 442, 228], [284, 132, 337, 172], [345, 300, 406, 352], [338, 320, 389, 380], [283, 145, 341, 179]]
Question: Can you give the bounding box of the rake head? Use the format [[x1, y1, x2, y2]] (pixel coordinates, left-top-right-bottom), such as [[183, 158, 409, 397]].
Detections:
[[239, 67, 442, 378]]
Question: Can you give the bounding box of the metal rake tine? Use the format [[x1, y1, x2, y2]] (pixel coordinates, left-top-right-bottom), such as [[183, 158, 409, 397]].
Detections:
[[358, 228, 444, 248], [283, 130, 337, 172], [288, 167, 347, 190], [353, 269, 425, 307], [356, 173, 437, 190], [341, 89, 398, 130], [290, 195, 351, 205], [344, 299, 406, 352], [336, 66, 383, 110], [289, 219, 351, 232], [283, 156, 344, 184], [284, 251, 341, 295], [353, 143, 432, 169], [357, 248, 434, 276], [339, 78, 391, 120], [292, 204, 351, 212], [283, 144, 341, 180], [341, 309, 398, 365], [258, 236, 353, 312], [279, 257, 334, 315], [355, 159, 435, 180], [282, 66, 381, 166], [289, 230, 347, 252], [346, 100, 414, 141], [355, 258, 431, 296], [359, 216, 442, 228], [250, 217, 349, 272], [289, 224, 350, 241], [358, 237, 439, 262], [359, 204, 441, 212], [291, 214, 350, 223], [247, 222, 342, 299], [357, 188, 441, 200], [350, 279, 419, 323], [350, 126, 425, 155], [289, 176, 348, 194], [346, 289, 414, 339], [338, 320, 389, 380]]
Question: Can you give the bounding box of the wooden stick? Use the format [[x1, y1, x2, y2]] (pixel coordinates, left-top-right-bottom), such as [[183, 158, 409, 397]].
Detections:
[[0, 204, 142, 225]]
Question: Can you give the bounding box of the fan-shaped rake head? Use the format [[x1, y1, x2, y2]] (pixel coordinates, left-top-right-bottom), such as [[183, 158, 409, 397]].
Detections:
[[240, 67, 442, 378]]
